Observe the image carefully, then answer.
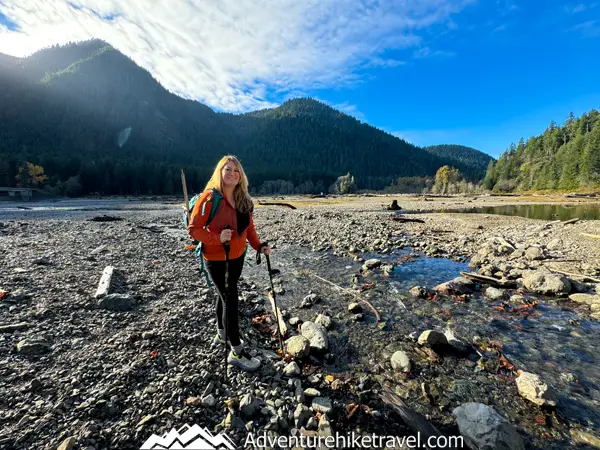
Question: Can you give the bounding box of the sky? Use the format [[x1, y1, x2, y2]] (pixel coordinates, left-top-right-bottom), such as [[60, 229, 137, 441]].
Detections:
[[0, 0, 599, 158]]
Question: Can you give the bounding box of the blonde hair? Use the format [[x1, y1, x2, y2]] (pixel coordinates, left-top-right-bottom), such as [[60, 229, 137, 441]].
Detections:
[[204, 155, 254, 213]]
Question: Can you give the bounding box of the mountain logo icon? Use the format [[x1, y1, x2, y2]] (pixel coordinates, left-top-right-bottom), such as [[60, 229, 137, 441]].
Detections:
[[140, 424, 236, 449]]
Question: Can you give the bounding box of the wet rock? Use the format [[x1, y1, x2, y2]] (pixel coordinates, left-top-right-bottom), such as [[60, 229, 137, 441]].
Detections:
[[418, 330, 447, 346], [485, 287, 507, 301], [515, 371, 557, 406], [300, 293, 319, 308], [390, 351, 412, 372], [571, 430, 600, 448], [569, 293, 600, 306], [348, 302, 362, 314], [569, 279, 590, 293], [509, 294, 528, 304], [523, 272, 571, 296], [453, 402, 525, 450], [409, 286, 430, 298], [285, 336, 310, 359], [362, 258, 381, 270], [312, 397, 332, 415], [97, 293, 136, 311], [16, 338, 52, 355], [300, 321, 328, 352], [283, 361, 301, 377], [444, 328, 469, 352], [434, 280, 473, 296]]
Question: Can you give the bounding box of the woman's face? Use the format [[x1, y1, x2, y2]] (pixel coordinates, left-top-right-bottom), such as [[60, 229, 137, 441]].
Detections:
[[221, 161, 241, 188]]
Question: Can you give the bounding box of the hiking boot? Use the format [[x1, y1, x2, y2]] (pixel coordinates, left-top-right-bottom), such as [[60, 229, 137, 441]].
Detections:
[[228, 344, 260, 372], [213, 332, 226, 346]]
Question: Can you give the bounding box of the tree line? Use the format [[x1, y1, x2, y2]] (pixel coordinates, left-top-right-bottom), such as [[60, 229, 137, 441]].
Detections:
[[483, 109, 600, 192]]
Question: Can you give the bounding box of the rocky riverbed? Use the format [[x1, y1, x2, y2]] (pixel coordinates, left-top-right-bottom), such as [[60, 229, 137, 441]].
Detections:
[[1, 194, 600, 450]]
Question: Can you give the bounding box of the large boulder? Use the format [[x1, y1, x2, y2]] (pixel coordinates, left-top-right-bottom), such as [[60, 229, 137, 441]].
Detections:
[[300, 321, 328, 352], [515, 372, 557, 406], [453, 402, 525, 450], [522, 272, 571, 296]]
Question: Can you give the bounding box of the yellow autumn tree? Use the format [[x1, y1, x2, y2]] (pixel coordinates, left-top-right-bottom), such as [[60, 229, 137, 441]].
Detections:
[[15, 162, 48, 188], [433, 165, 462, 194]]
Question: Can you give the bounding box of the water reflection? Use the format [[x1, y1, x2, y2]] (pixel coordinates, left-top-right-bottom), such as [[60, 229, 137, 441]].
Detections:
[[443, 203, 600, 221]]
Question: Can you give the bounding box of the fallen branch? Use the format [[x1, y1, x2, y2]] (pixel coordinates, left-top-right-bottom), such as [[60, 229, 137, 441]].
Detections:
[[581, 233, 600, 239], [267, 291, 288, 338], [547, 268, 600, 283], [299, 270, 381, 322], [563, 218, 579, 225], [391, 216, 425, 224], [256, 201, 297, 209], [358, 299, 381, 322], [379, 386, 455, 450], [460, 271, 517, 288]]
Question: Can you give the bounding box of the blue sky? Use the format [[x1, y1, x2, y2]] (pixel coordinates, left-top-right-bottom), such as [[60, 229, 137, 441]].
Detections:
[[1, 0, 599, 158]]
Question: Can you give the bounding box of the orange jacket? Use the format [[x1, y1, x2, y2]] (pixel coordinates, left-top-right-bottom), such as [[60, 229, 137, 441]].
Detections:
[[188, 189, 262, 261]]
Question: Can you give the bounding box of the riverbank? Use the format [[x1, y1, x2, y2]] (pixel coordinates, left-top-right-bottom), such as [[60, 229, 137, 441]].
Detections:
[[0, 195, 599, 449]]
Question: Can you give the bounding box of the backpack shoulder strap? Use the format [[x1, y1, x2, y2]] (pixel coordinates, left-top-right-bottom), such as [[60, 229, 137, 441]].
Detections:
[[205, 188, 223, 227]]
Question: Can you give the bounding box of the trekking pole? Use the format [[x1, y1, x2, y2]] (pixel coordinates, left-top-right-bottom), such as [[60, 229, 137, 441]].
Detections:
[[265, 253, 284, 356], [223, 225, 231, 383]]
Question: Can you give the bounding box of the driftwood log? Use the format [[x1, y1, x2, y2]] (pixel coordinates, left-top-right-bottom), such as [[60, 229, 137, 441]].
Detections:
[[256, 201, 297, 209], [460, 271, 517, 288], [548, 268, 600, 283], [379, 386, 459, 450], [94, 266, 114, 298], [391, 215, 425, 224]]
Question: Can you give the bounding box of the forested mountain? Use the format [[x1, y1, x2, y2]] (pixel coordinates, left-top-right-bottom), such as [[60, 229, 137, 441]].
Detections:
[[483, 110, 600, 192], [0, 53, 19, 68], [0, 40, 489, 196], [424, 145, 493, 181]]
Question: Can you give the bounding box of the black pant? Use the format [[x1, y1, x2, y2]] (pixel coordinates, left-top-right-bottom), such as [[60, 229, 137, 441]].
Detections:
[[205, 255, 245, 347]]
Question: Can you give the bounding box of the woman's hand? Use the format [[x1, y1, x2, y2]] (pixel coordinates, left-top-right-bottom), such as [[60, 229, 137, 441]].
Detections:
[[261, 245, 271, 255], [220, 228, 233, 243]]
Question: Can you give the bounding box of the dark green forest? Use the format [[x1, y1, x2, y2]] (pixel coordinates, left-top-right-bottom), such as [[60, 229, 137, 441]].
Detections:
[[483, 110, 600, 192], [0, 40, 492, 196], [424, 145, 492, 181]]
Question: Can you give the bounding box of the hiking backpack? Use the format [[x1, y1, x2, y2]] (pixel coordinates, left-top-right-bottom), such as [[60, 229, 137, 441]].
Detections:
[[183, 188, 224, 286]]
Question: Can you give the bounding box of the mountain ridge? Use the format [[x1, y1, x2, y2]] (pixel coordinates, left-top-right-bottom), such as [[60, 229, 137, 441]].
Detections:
[[0, 39, 491, 195]]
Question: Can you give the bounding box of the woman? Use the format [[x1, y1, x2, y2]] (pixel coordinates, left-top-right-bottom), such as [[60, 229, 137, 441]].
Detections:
[[188, 155, 270, 372]]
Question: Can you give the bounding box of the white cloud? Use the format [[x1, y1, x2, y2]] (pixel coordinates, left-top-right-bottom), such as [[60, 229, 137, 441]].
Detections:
[[413, 46, 455, 58], [0, 0, 474, 112]]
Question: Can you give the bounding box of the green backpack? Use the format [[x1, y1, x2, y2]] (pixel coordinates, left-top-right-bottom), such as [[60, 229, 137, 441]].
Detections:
[[184, 188, 224, 286]]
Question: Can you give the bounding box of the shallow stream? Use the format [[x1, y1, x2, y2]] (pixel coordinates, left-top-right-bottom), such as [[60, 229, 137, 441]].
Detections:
[[244, 243, 600, 438]]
